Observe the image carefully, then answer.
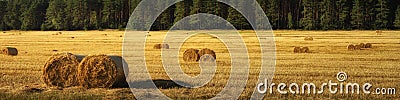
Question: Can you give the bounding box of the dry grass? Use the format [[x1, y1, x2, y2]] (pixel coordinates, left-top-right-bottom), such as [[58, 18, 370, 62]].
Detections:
[[0, 30, 399, 99]]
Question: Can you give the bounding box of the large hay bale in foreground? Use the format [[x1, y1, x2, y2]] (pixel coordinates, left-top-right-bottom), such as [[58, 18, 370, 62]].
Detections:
[[183, 48, 200, 62], [77, 55, 127, 88], [293, 47, 301, 53], [2, 47, 18, 56], [365, 43, 372, 48], [347, 44, 355, 50], [153, 44, 170, 49], [43, 53, 84, 87], [300, 47, 310, 53]]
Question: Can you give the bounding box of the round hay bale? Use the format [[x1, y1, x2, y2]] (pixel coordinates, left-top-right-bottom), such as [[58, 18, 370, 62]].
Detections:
[[347, 44, 355, 50], [359, 43, 365, 48], [77, 55, 127, 88], [354, 45, 361, 50], [153, 44, 161, 49], [300, 47, 310, 53], [293, 47, 301, 53], [43, 53, 83, 87], [183, 48, 200, 62], [161, 44, 170, 49], [2, 47, 18, 56], [365, 43, 372, 48], [304, 36, 313, 41], [153, 44, 169, 49], [198, 48, 216, 60]]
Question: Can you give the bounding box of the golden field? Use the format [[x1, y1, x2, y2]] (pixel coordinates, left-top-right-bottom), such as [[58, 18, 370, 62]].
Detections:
[[0, 30, 399, 99]]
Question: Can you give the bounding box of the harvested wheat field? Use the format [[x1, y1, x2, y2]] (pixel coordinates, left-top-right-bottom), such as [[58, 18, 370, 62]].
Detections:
[[0, 30, 399, 99]]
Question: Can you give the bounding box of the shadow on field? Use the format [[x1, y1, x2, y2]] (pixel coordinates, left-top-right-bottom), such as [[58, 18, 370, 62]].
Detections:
[[128, 79, 192, 89]]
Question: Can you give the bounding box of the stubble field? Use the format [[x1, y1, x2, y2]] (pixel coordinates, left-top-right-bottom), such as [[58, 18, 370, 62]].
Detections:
[[0, 30, 399, 99]]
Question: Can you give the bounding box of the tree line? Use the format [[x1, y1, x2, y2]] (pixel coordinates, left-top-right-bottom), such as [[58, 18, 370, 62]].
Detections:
[[0, 0, 399, 31]]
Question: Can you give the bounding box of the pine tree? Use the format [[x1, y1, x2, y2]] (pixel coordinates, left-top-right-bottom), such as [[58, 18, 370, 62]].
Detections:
[[288, 12, 294, 29], [226, 0, 248, 29], [266, 0, 279, 29], [102, 0, 118, 29], [375, 0, 390, 29], [174, 0, 192, 24], [189, 0, 203, 29], [158, 1, 175, 30], [337, 0, 351, 30], [20, 0, 48, 30], [320, 0, 336, 30], [44, 0, 66, 30], [88, 0, 102, 30], [394, 6, 400, 28], [301, 0, 316, 30], [351, 0, 366, 29], [0, 1, 8, 30], [3, 0, 23, 30], [72, 0, 90, 30], [130, 0, 141, 14]]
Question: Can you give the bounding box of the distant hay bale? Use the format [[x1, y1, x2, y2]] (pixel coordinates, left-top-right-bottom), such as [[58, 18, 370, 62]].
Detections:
[[347, 44, 355, 50], [153, 44, 169, 49], [161, 44, 170, 49], [43, 53, 84, 88], [354, 45, 361, 50], [304, 36, 313, 41], [359, 43, 365, 48], [77, 55, 127, 88], [365, 43, 372, 48], [153, 44, 161, 49], [198, 48, 216, 61], [376, 30, 382, 35], [2, 47, 18, 56], [293, 47, 301, 53], [53, 32, 62, 35], [300, 47, 310, 53], [183, 48, 200, 62]]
